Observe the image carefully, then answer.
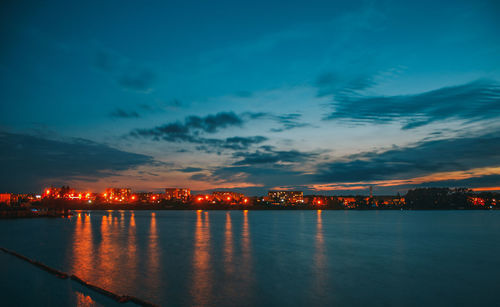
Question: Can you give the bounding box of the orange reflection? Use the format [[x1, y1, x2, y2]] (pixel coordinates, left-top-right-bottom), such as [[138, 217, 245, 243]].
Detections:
[[96, 214, 118, 288], [191, 210, 212, 306], [127, 212, 137, 282], [224, 212, 234, 275], [71, 213, 94, 281], [71, 211, 139, 296], [75, 291, 96, 306], [146, 212, 160, 292], [241, 210, 251, 274], [313, 210, 326, 291]]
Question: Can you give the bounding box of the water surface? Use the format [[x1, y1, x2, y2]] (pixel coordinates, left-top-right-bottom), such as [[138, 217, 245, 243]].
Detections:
[[1, 210, 500, 306]]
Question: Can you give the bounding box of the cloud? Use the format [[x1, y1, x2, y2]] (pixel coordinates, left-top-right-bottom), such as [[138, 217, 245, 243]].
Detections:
[[316, 72, 376, 97], [241, 112, 310, 132], [94, 50, 156, 92], [109, 108, 140, 118], [190, 164, 313, 189], [0, 131, 154, 193], [177, 167, 204, 173], [130, 112, 268, 152], [193, 136, 268, 153], [270, 113, 310, 132], [232, 147, 318, 165], [316, 131, 500, 183], [188, 148, 320, 194], [324, 79, 500, 129], [184, 112, 244, 133], [131, 112, 244, 141], [118, 69, 156, 92], [188, 131, 500, 195]]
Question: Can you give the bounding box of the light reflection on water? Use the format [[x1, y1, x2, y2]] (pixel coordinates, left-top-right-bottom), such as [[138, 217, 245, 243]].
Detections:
[[313, 210, 326, 299], [3, 210, 499, 307], [224, 212, 233, 275], [191, 210, 212, 306]]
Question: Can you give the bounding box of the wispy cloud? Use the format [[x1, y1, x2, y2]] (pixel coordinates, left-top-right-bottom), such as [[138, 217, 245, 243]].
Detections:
[[0, 131, 154, 193], [129, 112, 268, 152], [324, 79, 500, 129], [109, 108, 140, 118], [316, 131, 500, 183], [94, 50, 156, 93], [232, 147, 318, 165], [131, 112, 244, 141]]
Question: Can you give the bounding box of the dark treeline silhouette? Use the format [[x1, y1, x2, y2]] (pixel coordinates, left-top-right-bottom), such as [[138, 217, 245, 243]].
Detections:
[[405, 188, 498, 209]]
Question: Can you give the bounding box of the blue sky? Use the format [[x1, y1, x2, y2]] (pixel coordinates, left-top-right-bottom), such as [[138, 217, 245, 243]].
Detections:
[[1, 0, 499, 194]]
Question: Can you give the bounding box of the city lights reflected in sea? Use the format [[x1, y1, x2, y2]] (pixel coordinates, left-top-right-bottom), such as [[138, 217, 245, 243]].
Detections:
[[2, 210, 499, 306], [191, 210, 212, 306]]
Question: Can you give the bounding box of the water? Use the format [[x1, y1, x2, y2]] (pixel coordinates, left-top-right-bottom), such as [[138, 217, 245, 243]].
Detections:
[[1, 210, 500, 306]]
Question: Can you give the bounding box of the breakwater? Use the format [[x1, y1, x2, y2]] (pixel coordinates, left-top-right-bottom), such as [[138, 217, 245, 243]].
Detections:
[[0, 247, 159, 307]]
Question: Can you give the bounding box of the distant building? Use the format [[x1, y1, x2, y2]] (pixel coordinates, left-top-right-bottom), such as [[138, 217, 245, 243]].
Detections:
[[337, 196, 357, 208], [268, 191, 303, 204], [0, 193, 11, 205], [212, 191, 244, 202], [105, 188, 131, 202], [165, 188, 191, 201]]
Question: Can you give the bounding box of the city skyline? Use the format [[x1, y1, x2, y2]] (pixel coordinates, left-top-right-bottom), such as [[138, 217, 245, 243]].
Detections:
[[1, 0, 500, 195]]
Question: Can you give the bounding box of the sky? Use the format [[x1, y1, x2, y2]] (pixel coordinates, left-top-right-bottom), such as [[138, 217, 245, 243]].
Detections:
[[1, 0, 500, 195]]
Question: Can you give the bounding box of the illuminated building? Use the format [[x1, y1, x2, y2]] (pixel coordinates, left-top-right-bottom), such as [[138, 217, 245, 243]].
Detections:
[[0, 193, 11, 205], [212, 191, 244, 202], [165, 188, 191, 201], [267, 190, 303, 204], [105, 188, 131, 202], [135, 192, 160, 203]]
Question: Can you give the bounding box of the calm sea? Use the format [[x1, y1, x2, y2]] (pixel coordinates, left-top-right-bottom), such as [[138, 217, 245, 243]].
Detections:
[[1, 210, 500, 306]]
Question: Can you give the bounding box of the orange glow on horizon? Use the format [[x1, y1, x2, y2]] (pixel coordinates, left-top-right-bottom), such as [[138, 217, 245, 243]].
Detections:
[[310, 166, 500, 191], [472, 187, 500, 191]]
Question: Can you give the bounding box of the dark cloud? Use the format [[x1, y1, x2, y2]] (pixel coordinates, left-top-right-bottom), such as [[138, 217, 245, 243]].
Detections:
[[316, 131, 500, 183], [189, 148, 319, 194], [118, 69, 156, 92], [316, 72, 376, 97], [131, 112, 244, 142], [184, 112, 243, 133], [324, 79, 500, 129], [193, 136, 268, 153], [130, 112, 267, 152], [0, 131, 154, 193], [189, 132, 500, 195], [241, 112, 310, 132], [417, 174, 500, 189], [177, 167, 204, 173], [233, 148, 318, 165], [109, 108, 140, 118], [190, 164, 313, 189], [224, 136, 268, 150], [270, 113, 310, 132]]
